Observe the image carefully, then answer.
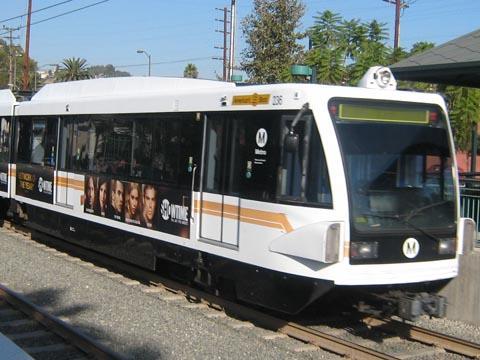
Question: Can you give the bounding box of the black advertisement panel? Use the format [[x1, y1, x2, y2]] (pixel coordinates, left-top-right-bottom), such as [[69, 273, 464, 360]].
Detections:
[[0, 162, 8, 193], [84, 175, 190, 239], [156, 186, 190, 239], [16, 164, 54, 203]]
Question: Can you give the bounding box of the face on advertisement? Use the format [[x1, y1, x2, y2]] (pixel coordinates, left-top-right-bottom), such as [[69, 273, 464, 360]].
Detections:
[[113, 180, 124, 213], [99, 180, 108, 211], [86, 177, 96, 208], [143, 185, 157, 222], [127, 184, 140, 216]]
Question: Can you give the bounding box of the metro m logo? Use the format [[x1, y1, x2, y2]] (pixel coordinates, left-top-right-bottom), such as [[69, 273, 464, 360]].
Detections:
[[256, 128, 268, 148], [402, 237, 420, 259]]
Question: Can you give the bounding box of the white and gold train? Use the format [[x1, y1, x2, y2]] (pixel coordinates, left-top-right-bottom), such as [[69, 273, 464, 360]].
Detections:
[[0, 67, 474, 320]]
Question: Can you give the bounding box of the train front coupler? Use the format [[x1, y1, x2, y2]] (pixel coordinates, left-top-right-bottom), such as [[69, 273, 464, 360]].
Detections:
[[397, 292, 447, 321]]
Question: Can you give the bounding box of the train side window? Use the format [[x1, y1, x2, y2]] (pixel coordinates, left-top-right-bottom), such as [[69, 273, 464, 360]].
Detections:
[[204, 116, 225, 193], [73, 116, 92, 171], [58, 116, 73, 170], [278, 115, 332, 207], [0, 117, 10, 164], [43, 118, 57, 167], [17, 117, 57, 167], [131, 115, 154, 179], [91, 115, 132, 176], [142, 113, 201, 188], [203, 113, 244, 196], [31, 119, 47, 165]]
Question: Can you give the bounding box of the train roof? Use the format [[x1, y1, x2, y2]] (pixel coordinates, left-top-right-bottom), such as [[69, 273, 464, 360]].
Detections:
[[0, 89, 15, 103], [0, 89, 15, 115], [15, 70, 446, 116], [31, 77, 235, 102]]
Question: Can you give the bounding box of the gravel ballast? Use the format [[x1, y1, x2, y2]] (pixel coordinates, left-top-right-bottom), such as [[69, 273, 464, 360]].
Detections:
[[0, 229, 337, 359]]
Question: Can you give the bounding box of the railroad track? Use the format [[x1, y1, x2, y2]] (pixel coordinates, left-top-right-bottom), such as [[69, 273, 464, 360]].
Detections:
[[363, 316, 480, 358], [0, 282, 125, 360], [3, 221, 480, 360]]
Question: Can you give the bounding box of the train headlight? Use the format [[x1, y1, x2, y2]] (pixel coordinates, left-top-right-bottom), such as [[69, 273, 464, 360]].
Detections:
[[438, 238, 456, 255], [357, 66, 397, 90], [350, 241, 379, 259]]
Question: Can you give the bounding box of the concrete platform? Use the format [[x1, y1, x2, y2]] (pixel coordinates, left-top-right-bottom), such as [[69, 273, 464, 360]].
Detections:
[[0, 332, 33, 360], [440, 248, 480, 324]]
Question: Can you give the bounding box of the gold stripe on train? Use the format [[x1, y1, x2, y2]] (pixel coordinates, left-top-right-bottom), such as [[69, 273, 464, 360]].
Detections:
[[195, 200, 293, 233], [7, 174, 84, 191], [55, 176, 84, 191]]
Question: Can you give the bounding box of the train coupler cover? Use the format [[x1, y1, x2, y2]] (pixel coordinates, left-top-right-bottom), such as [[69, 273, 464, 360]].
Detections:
[[398, 293, 446, 321]]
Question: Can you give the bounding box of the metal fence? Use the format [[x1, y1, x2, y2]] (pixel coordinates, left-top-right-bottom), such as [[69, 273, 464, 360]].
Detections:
[[460, 173, 480, 245]]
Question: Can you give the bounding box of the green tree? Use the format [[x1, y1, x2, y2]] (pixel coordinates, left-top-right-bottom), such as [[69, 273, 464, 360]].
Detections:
[[0, 39, 8, 88], [0, 41, 36, 90], [409, 41, 435, 56], [241, 0, 305, 83], [339, 18, 366, 63], [445, 86, 480, 152], [56, 57, 91, 82], [183, 63, 198, 78], [306, 11, 390, 85], [367, 20, 388, 43], [306, 10, 345, 84]]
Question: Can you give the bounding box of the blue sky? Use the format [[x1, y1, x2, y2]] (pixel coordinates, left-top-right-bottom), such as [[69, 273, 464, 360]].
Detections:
[[1, 0, 479, 79]]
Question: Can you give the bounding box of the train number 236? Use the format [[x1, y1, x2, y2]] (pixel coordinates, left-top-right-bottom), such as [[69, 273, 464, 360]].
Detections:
[[272, 95, 283, 106]]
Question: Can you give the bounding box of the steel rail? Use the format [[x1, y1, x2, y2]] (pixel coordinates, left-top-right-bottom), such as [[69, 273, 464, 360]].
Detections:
[[226, 309, 399, 360], [363, 317, 480, 358], [0, 283, 127, 360], [5, 224, 400, 360]]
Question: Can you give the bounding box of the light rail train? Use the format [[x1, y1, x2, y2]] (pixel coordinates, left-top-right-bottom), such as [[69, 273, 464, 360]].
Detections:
[[0, 67, 474, 320]]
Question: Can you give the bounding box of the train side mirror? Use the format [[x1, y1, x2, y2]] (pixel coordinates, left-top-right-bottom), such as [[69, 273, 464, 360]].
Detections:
[[285, 132, 299, 153]]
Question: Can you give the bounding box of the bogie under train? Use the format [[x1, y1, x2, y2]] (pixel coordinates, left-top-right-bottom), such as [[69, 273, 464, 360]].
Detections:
[[0, 67, 474, 320]]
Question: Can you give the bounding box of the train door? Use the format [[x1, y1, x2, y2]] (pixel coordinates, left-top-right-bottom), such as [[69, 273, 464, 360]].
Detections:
[[198, 115, 242, 246], [0, 116, 11, 197], [56, 116, 78, 208]]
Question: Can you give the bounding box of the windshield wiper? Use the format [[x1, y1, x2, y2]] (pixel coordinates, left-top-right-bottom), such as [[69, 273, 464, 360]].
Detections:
[[361, 212, 443, 244], [404, 200, 451, 222]]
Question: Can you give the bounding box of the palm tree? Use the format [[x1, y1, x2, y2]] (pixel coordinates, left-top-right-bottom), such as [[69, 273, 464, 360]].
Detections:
[[56, 57, 90, 82], [183, 63, 198, 78]]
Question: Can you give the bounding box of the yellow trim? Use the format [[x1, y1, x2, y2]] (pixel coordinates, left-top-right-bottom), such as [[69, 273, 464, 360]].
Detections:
[[55, 176, 84, 191], [9, 173, 83, 191], [232, 93, 270, 106], [343, 242, 350, 258], [196, 200, 293, 233]]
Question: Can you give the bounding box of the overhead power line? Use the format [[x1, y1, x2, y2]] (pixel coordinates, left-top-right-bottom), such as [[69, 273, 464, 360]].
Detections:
[[114, 57, 214, 69], [0, 0, 76, 25], [0, 0, 109, 36], [29, 0, 109, 28]]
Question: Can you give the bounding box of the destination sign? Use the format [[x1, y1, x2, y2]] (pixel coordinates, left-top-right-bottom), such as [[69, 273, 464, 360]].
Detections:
[[338, 103, 429, 124]]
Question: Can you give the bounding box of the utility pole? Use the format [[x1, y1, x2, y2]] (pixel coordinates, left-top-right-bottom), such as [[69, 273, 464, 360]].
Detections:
[[228, 0, 236, 81], [22, 0, 33, 91], [383, 0, 409, 49], [1, 26, 20, 90], [214, 7, 230, 81]]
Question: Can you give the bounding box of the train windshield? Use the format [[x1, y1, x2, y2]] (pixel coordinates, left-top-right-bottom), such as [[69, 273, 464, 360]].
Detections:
[[330, 99, 456, 233]]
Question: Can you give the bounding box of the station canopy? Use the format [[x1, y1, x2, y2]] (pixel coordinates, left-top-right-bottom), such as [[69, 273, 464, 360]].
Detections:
[[390, 28, 480, 88]]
